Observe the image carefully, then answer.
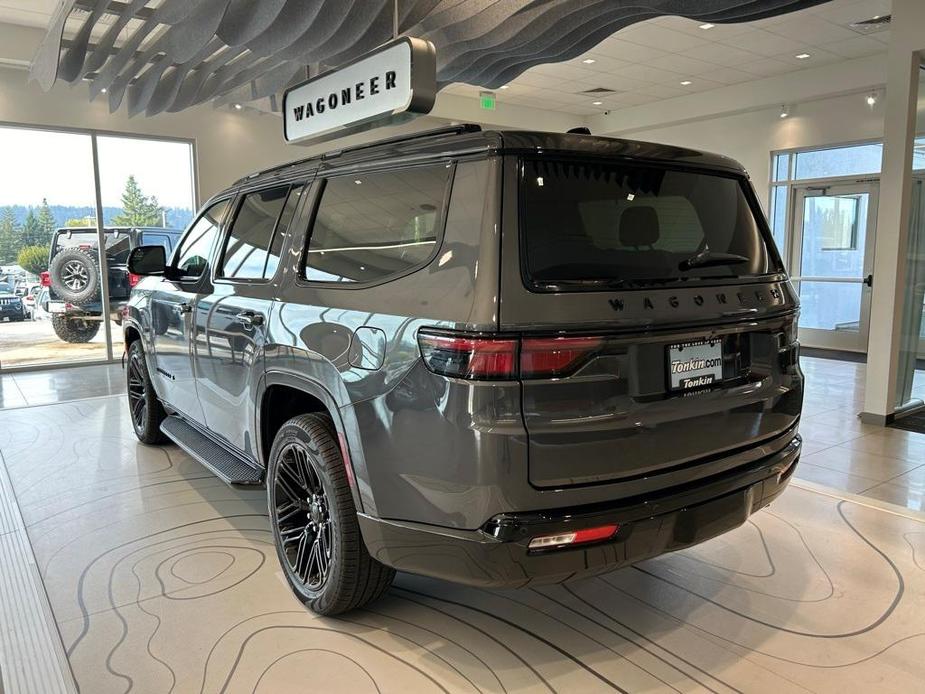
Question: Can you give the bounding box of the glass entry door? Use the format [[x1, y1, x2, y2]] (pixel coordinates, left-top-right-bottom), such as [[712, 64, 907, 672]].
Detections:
[[790, 182, 879, 352]]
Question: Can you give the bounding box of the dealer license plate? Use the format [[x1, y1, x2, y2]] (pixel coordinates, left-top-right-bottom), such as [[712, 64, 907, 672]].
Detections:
[[667, 340, 724, 391]]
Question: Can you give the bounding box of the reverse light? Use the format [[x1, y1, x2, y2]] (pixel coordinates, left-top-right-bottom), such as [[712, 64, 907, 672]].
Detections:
[[40, 271, 50, 287], [528, 524, 619, 550]]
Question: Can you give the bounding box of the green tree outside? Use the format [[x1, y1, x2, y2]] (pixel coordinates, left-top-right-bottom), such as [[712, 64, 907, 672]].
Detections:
[[16, 245, 50, 276], [111, 175, 164, 226], [36, 198, 57, 245], [19, 210, 43, 246], [0, 207, 18, 264]]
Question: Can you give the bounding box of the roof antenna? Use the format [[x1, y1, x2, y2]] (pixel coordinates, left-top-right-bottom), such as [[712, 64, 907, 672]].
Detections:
[[567, 127, 591, 134]]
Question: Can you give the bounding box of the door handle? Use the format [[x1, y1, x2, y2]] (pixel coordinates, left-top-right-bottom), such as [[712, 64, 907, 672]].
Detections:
[[234, 311, 264, 330], [177, 302, 192, 314], [863, 274, 873, 288]]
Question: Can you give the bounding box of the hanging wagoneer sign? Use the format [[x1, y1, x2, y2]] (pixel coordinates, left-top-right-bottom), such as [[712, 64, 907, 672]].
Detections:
[[283, 37, 437, 144]]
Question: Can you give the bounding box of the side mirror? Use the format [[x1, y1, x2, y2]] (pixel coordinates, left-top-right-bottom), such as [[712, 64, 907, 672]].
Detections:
[[127, 245, 167, 276]]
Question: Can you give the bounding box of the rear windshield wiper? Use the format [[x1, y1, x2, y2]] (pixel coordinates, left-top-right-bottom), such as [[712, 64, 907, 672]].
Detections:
[[678, 251, 749, 272]]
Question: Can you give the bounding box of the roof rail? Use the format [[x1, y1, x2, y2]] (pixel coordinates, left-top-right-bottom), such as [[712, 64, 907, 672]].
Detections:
[[233, 124, 482, 185]]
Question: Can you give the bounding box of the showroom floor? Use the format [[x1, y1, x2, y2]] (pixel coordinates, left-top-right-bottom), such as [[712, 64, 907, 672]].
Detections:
[[0, 357, 923, 693]]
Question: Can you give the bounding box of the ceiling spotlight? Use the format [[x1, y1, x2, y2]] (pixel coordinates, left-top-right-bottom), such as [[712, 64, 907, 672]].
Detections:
[[866, 91, 878, 107], [592, 100, 603, 105], [582, 58, 596, 64], [699, 23, 715, 30], [100, 87, 107, 93], [779, 105, 790, 119], [795, 53, 811, 60], [233, 103, 243, 110], [680, 80, 693, 86], [499, 85, 509, 89]]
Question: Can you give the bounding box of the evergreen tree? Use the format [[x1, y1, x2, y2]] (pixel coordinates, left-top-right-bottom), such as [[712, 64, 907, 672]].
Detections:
[[111, 175, 164, 226], [20, 210, 43, 246], [36, 198, 57, 245], [0, 207, 18, 264]]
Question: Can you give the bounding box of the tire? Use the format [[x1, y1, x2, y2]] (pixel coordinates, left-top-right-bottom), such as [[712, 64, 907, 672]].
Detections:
[[268, 414, 394, 615], [51, 314, 100, 343], [126, 340, 168, 444], [49, 247, 101, 306]]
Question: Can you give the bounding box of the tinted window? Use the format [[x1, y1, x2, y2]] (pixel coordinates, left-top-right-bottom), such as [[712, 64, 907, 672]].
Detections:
[[522, 158, 778, 288], [304, 164, 451, 284], [174, 199, 229, 279], [221, 186, 291, 279], [52, 230, 131, 263]]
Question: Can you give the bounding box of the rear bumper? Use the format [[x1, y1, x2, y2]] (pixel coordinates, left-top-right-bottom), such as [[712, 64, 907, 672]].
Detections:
[[358, 434, 800, 588]]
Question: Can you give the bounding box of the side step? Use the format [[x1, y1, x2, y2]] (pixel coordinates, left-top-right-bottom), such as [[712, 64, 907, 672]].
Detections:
[[161, 415, 264, 486]]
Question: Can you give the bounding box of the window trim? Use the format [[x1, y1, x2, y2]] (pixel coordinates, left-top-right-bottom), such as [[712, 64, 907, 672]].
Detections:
[[516, 155, 786, 294], [214, 183, 303, 284], [295, 161, 457, 290], [170, 196, 234, 283]]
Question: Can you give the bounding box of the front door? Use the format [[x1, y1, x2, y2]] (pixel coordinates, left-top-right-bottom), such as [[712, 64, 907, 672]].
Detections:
[[790, 182, 879, 352], [149, 198, 231, 421]]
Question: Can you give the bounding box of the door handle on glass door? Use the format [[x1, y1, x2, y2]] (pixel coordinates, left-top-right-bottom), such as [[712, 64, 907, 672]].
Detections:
[[863, 274, 873, 288], [235, 311, 264, 329]]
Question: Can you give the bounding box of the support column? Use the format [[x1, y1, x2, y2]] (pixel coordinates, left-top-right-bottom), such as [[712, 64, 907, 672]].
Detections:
[[861, 0, 925, 424]]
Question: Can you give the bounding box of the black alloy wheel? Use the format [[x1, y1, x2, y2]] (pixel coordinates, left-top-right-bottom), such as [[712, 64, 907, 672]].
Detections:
[[126, 340, 168, 444], [274, 442, 333, 591]]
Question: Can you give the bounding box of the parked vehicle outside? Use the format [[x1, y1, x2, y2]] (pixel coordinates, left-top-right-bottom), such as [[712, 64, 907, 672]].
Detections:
[[0, 285, 26, 322], [123, 126, 804, 616], [42, 227, 181, 342]]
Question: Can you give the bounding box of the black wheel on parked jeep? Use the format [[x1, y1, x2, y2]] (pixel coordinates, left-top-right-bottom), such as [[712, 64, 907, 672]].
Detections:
[[126, 340, 168, 444], [268, 414, 394, 615], [49, 247, 101, 306], [51, 314, 100, 343]]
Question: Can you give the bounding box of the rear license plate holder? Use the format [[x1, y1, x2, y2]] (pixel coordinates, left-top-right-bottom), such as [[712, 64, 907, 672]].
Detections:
[[667, 339, 724, 391]]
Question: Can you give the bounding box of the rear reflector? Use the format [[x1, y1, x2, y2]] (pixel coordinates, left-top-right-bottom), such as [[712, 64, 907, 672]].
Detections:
[[418, 329, 607, 380], [528, 524, 619, 550]]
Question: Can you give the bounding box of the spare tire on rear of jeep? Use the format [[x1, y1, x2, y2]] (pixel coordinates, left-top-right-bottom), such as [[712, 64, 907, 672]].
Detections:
[[51, 314, 100, 343], [49, 247, 101, 306]]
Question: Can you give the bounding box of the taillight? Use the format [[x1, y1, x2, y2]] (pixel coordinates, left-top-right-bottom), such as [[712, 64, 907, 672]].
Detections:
[[128, 273, 142, 287], [418, 329, 607, 380], [528, 524, 619, 550], [418, 332, 518, 380], [521, 336, 603, 378], [40, 271, 50, 287]]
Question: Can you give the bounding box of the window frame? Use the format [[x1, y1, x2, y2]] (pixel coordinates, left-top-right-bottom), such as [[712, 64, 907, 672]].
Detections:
[[214, 183, 305, 284], [296, 161, 457, 290], [517, 155, 786, 293], [169, 196, 234, 283]]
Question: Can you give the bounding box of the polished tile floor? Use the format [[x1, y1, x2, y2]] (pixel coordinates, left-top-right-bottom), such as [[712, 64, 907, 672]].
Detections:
[[0, 395, 923, 693]]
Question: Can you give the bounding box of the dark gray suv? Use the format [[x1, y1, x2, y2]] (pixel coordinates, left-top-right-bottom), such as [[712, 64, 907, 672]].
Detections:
[[123, 125, 803, 615]]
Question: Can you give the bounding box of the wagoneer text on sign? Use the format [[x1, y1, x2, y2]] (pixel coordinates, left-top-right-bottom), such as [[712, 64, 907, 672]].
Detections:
[[283, 37, 437, 144]]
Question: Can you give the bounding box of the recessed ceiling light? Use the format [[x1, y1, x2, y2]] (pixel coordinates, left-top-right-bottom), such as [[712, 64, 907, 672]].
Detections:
[[582, 58, 596, 64], [680, 80, 692, 86], [499, 85, 509, 89], [592, 100, 603, 105], [795, 53, 811, 60], [354, 180, 362, 185], [233, 103, 242, 110], [779, 104, 789, 118], [866, 91, 878, 106], [100, 87, 107, 93], [699, 23, 715, 30]]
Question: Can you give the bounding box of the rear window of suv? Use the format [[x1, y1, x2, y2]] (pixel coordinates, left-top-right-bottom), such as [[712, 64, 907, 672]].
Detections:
[[52, 230, 131, 264], [521, 158, 781, 289]]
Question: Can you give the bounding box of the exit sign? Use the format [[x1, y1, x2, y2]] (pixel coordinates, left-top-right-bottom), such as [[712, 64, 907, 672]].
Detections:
[[479, 91, 496, 110]]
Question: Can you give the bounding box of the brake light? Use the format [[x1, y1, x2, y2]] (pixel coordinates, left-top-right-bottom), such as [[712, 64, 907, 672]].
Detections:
[[40, 271, 50, 287], [418, 329, 607, 380], [521, 336, 603, 378], [128, 273, 142, 287], [418, 332, 518, 380], [528, 524, 619, 550]]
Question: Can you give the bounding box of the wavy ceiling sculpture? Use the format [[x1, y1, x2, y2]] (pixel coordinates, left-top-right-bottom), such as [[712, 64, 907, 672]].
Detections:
[[31, 0, 829, 118]]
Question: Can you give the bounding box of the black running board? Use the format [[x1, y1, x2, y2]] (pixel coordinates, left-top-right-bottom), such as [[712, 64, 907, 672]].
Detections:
[[161, 415, 264, 487]]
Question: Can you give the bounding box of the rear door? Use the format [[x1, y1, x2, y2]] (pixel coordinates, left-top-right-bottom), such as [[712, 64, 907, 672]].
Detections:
[[148, 199, 231, 421], [503, 155, 802, 489], [194, 183, 306, 456]]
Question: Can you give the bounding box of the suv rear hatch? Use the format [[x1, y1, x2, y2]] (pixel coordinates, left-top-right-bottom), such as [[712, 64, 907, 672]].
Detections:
[[507, 156, 802, 489]]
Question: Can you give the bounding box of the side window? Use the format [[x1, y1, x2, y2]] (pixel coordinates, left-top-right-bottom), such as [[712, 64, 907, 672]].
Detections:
[[173, 199, 229, 279], [304, 163, 452, 284], [220, 185, 292, 280]]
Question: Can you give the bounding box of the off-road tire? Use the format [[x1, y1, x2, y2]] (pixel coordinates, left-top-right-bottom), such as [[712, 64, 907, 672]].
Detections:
[[49, 247, 101, 306], [268, 414, 394, 615], [126, 340, 168, 444], [51, 314, 100, 343]]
